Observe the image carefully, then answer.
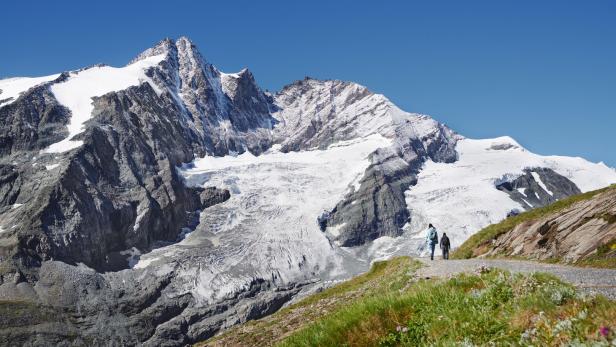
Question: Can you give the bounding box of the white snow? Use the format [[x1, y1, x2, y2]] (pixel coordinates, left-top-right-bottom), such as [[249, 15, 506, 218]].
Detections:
[[0, 74, 60, 107], [42, 54, 165, 153], [522, 199, 533, 208], [516, 188, 527, 197], [45, 164, 59, 170], [119, 247, 142, 268], [400, 136, 616, 251], [326, 223, 347, 238], [133, 256, 160, 269], [531, 171, 554, 196], [133, 209, 147, 231], [11, 204, 23, 209]]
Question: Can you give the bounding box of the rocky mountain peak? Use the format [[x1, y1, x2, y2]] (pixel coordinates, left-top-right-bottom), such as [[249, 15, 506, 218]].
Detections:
[[129, 36, 211, 76], [174, 36, 210, 73], [129, 37, 176, 64]]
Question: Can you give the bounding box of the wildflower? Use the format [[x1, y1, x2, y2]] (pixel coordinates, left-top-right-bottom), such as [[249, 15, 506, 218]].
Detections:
[[396, 325, 402, 332], [599, 326, 609, 337], [402, 327, 408, 333]]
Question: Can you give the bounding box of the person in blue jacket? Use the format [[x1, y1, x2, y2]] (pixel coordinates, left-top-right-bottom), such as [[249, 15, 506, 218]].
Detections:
[[426, 223, 439, 260]]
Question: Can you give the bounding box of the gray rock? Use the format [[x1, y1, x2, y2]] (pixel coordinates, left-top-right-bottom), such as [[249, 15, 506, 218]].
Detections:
[[485, 186, 616, 262], [496, 167, 581, 209]]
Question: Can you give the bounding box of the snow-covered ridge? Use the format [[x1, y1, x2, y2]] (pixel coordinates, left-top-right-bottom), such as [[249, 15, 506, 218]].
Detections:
[[0, 74, 61, 107], [42, 54, 166, 153]]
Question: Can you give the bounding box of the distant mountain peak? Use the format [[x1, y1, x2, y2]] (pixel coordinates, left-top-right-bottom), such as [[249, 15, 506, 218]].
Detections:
[[129, 36, 206, 66]]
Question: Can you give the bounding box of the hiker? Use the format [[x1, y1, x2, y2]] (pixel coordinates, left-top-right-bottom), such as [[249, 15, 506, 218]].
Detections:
[[440, 232, 451, 260], [426, 223, 438, 260]]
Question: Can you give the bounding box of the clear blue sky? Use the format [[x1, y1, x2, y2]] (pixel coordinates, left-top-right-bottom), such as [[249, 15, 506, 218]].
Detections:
[[2, 1, 614, 166]]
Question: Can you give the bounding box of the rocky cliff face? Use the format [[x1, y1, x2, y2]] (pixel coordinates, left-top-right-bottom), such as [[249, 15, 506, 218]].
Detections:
[[0, 36, 615, 346], [484, 186, 616, 262]]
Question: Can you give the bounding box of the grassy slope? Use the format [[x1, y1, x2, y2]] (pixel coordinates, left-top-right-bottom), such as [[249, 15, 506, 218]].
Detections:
[[198, 257, 616, 346], [451, 184, 616, 266]]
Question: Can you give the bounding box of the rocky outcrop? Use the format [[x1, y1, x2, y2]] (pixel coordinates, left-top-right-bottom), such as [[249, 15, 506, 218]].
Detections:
[[485, 186, 616, 262], [496, 168, 581, 210]]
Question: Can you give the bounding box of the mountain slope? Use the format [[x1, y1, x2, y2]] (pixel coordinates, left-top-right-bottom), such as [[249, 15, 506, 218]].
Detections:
[[0, 36, 615, 345]]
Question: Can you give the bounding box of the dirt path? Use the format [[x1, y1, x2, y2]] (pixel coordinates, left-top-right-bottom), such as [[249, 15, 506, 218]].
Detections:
[[416, 258, 616, 300]]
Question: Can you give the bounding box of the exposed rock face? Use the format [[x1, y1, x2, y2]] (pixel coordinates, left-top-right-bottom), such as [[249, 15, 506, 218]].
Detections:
[[139, 37, 276, 156], [496, 168, 582, 210], [0, 259, 300, 346], [485, 187, 616, 262]]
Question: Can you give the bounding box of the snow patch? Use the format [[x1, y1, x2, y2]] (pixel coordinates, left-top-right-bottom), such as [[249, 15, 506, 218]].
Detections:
[[120, 247, 142, 268], [0, 74, 60, 107], [516, 188, 527, 197], [326, 223, 346, 237], [531, 171, 554, 196], [45, 164, 59, 170], [133, 209, 147, 231], [42, 54, 165, 153]]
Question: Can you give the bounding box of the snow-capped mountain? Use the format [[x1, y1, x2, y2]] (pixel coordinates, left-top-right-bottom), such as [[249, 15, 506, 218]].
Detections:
[[1, 37, 615, 345]]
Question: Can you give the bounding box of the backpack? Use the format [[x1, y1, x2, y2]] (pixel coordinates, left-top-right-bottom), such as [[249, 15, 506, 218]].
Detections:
[[429, 228, 438, 242]]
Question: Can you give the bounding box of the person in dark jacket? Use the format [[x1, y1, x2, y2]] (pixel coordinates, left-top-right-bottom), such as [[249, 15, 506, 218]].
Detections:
[[440, 233, 451, 260]]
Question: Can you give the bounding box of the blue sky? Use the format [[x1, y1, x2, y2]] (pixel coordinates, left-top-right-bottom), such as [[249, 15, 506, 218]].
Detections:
[[2, 1, 614, 166]]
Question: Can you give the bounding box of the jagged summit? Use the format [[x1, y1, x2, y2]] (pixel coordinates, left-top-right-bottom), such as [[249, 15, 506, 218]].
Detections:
[[129, 36, 201, 64]]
